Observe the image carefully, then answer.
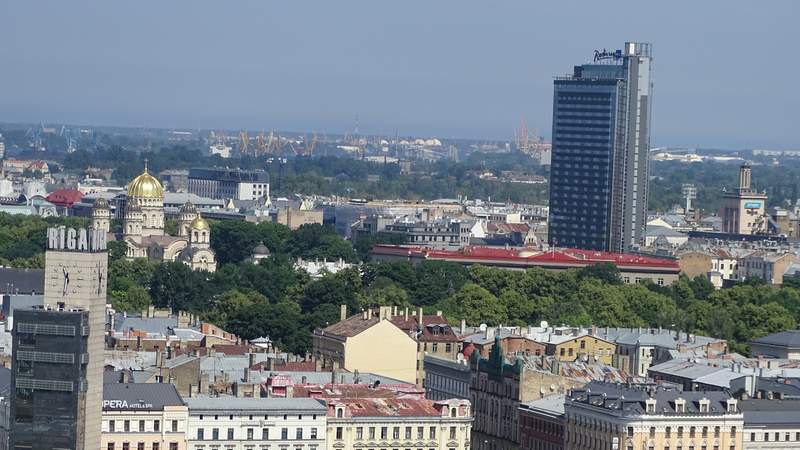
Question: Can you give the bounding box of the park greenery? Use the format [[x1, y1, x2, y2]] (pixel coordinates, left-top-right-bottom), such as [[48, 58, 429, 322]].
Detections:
[[1, 212, 797, 356]]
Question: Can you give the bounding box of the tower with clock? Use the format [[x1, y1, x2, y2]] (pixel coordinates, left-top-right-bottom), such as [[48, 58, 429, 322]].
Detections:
[[42, 226, 108, 449]]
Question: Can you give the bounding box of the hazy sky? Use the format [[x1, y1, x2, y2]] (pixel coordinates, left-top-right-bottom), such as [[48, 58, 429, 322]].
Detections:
[[1, 1, 797, 148]]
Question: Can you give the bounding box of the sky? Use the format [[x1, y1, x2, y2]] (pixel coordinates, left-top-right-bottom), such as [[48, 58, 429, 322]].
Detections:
[[1, 1, 798, 148]]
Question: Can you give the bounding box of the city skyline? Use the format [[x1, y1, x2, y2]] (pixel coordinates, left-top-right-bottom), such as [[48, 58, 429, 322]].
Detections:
[[1, 1, 798, 148]]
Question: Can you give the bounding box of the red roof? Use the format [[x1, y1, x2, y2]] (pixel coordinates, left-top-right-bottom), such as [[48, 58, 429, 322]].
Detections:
[[390, 315, 460, 343], [294, 383, 422, 399], [46, 189, 84, 207], [372, 245, 680, 270], [327, 398, 442, 418]]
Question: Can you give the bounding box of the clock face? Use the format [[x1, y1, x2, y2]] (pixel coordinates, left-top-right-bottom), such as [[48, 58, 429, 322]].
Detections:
[[45, 260, 106, 299]]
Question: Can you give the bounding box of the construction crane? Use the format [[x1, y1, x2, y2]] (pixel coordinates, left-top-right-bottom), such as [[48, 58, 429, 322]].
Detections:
[[239, 130, 250, 155]]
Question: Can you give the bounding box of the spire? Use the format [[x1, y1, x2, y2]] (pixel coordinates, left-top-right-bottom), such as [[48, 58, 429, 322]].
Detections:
[[143, 158, 149, 174]]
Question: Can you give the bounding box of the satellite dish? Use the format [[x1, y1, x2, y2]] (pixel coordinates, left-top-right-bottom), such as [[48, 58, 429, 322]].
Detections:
[[456, 353, 465, 363]]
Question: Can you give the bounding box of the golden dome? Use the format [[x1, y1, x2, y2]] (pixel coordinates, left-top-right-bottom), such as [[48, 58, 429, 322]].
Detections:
[[127, 163, 164, 199], [190, 214, 210, 231]]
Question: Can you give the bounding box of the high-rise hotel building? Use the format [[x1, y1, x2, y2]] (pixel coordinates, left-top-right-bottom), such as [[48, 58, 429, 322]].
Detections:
[[10, 227, 108, 450], [548, 42, 653, 252]]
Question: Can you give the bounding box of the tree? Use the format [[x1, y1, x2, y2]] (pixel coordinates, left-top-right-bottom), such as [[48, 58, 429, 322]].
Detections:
[[362, 278, 411, 308], [412, 260, 469, 305], [440, 283, 507, 326], [204, 289, 264, 328], [210, 220, 261, 265], [112, 285, 152, 313], [354, 232, 406, 261], [149, 262, 209, 311], [285, 224, 357, 262], [577, 263, 622, 285]]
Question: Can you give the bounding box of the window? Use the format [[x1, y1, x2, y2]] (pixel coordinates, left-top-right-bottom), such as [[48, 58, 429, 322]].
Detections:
[[296, 428, 303, 440], [627, 427, 634, 437], [310, 428, 318, 439], [445, 343, 452, 352], [560, 348, 565, 356], [702, 427, 708, 438], [430, 427, 436, 439], [139, 420, 145, 432], [450, 427, 456, 439], [381, 427, 387, 440], [169, 444, 178, 450], [370, 427, 376, 439], [690, 427, 696, 438], [122, 444, 129, 450], [417, 427, 424, 439], [171, 420, 178, 433], [336, 427, 343, 440], [357, 427, 364, 440], [247, 428, 254, 440], [197, 428, 204, 440], [336, 408, 343, 418], [432, 343, 438, 352], [228, 428, 234, 440], [580, 340, 586, 349], [677, 427, 684, 438], [124, 420, 130, 432], [109, 420, 115, 432], [393, 427, 400, 439], [154, 420, 160, 432], [107, 444, 114, 450], [138, 443, 144, 450], [282, 428, 288, 440], [665, 427, 671, 438], [262, 428, 269, 440], [650, 427, 656, 438], [212, 428, 219, 440]]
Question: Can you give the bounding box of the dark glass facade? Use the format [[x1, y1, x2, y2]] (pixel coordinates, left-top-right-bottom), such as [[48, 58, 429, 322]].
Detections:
[[10, 308, 90, 450], [548, 43, 653, 252]]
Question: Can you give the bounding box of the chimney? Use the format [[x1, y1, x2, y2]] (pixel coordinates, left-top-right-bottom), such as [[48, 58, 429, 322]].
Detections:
[[331, 367, 338, 385], [367, 309, 373, 320], [362, 310, 368, 320], [155, 347, 163, 368], [121, 370, 130, 384], [436, 310, 442, 316], [393, 306, 398, 317], [188, 384, 193, 397], [249, 353, 255, 369], [460, 319, 466, 335], [166, 346, 173, 360], [244, 367, 250, 383], [405, 307, 409, 321], [267, 358, 274, 371], [340, 305, 347, 322], [418, 308, 423, 326]]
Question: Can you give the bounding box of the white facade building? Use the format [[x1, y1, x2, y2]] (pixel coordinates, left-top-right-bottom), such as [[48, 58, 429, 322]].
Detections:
[[185, 397, 327, 450]]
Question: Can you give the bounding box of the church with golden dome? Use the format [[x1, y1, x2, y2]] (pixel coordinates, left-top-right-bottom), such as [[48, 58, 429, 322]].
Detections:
[[92, 163, 217, 272]]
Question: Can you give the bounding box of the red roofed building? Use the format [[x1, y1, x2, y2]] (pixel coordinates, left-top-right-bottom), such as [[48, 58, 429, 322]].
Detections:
[[46, 188, 84, 209], [326, 397, 472, 449], [389, 307, 462, 386], [372, 244, 681, 286]]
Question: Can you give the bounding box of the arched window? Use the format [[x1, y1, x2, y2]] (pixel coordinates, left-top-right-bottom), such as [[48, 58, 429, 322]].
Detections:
[[336, 408, 343, 418], [451, 408, 457, 417]]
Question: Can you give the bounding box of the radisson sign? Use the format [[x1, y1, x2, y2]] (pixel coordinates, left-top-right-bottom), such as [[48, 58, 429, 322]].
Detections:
[[593, 48, 622, 62], [47, 227, 107, 252]]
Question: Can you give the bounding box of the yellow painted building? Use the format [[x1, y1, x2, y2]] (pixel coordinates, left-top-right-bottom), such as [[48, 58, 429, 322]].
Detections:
[[565, 382, 743, 450], [543, 333, 616, 365], [313, 306, 418, 383]]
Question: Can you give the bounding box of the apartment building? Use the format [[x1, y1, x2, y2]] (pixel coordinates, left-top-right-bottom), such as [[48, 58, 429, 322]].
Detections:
[[102, 383, 188, 450], [313, 306, 418, 384], [184, 397, 327, 450], [565, 382, 743, 450], [325, 397, 472, 450]]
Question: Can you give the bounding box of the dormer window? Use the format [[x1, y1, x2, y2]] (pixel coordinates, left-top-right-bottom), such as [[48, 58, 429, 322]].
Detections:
[[645, 398, 657, 414], [727, 398, 738, 413], [674, 398, 686, 413], [699, 398, 710, 413]]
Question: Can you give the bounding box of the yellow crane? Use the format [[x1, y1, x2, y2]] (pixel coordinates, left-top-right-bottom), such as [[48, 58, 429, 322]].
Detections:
[[239, 130, 250, 154]]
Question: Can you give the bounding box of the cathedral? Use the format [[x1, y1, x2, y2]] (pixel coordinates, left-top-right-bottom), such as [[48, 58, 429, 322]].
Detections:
[[92, 163, 217, 272]]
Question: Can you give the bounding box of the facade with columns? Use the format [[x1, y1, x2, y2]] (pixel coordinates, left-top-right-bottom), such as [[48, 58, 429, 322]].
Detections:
[[93, 164, 217, 272]]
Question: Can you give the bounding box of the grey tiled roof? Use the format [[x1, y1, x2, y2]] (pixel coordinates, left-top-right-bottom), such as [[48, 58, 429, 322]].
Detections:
[[103, 383, 184, 411], [113, 315, 177, 335], [751, 329, 800, 349], [0, 268, 44, 294], [186, 396, 326, 414], [740, 399, 800, 425]]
